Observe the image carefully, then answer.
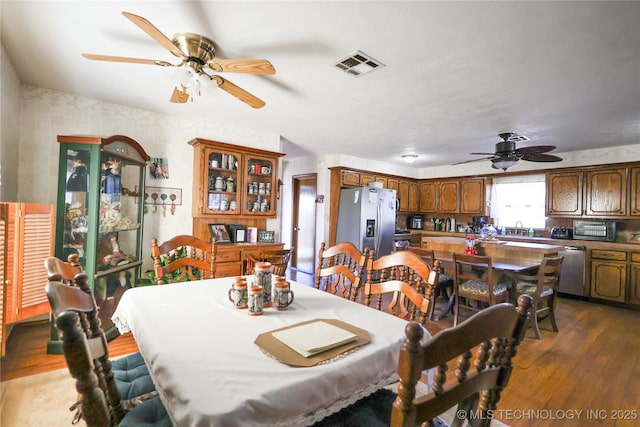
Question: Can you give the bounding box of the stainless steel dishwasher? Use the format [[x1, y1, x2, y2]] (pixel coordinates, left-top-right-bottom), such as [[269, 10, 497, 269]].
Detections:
[[558, 245, 587, 297]]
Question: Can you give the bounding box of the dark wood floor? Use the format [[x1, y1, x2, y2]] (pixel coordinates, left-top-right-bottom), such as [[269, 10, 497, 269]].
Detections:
[[3, 273, 640, 427]]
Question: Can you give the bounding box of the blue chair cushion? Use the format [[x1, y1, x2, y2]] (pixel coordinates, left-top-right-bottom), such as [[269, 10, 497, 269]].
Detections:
[[311, 388, 395, 427], [119, 396, 173, 427], [111, 352, 156, 399]]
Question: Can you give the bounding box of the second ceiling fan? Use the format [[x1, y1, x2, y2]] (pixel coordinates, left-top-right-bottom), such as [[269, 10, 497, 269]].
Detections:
[[454, 132, 563, 171], [82, 11, 275, 108]]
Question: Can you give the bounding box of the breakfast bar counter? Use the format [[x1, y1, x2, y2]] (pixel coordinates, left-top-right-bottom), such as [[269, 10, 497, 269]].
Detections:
[[421, 236, 563, 265]]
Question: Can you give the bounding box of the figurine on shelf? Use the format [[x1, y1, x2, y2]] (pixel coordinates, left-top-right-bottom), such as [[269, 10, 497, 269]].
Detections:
[[66, 152, 89, 192], [102, 158, 122, 194]]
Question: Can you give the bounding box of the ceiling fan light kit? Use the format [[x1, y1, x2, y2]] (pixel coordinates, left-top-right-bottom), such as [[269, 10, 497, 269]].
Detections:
[[82, 11, 275, 108]]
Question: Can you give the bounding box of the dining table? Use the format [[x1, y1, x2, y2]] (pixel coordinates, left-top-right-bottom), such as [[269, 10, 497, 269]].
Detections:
[[111, 276, 414, 427]]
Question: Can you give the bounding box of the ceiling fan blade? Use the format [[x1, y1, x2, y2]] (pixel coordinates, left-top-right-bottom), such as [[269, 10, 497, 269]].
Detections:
[[122, 11, 187, 60], [211, 76, 266, 109], [452, 156, 496, 166], [521, 153, 563, 162], [515, 145, 556, 155], [207, 59, 276, 75], [469, 152, 498, 156], [82, 53, 174, 67], [170, 86, 190, 104]]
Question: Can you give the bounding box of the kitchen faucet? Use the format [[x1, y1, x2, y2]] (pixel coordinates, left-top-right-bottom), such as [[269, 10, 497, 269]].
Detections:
[[515, 220, 524, 235]]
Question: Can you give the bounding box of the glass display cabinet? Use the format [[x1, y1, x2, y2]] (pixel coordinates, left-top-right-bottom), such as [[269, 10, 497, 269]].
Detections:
[[53, 135, 149, 344]]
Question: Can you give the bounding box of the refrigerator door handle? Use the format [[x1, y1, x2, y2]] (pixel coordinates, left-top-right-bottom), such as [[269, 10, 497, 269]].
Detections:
[[375, 202, 382, 253]]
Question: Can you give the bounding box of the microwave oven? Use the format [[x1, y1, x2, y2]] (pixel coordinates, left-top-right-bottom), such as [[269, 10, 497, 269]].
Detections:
[[573, 220, 616, 242]]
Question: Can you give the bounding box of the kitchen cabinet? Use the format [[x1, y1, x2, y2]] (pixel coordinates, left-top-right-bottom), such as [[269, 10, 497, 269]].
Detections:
[[341, 170, 361, 186], [55, 135, 149, 342], [460, 178, 486, 214], [585, 168, 626, 216], [546, 171, 583, 216], [628, 167, 640, 216], [589, 249, 626, 303], [547, 168, 627, 217], [438, 181, 459, 213], [408, 181, 420, 211], [629, 252, 640, 306], [398, 180, 410, 212], [0, 202, 55, 357], [419, 181, 437, 212], [190, 138, 284, 218]]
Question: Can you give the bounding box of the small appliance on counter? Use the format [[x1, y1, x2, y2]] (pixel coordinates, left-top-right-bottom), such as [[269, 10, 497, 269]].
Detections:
[[550, 227, 573, 239], [472, 216, 489, 233], [407, 215, 423, 230], [573, 220, 616, 242]]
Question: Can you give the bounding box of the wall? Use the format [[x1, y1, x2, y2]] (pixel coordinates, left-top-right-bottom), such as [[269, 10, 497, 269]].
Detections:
[[0, 43, 20, 201], [15, 86, 281, 271]]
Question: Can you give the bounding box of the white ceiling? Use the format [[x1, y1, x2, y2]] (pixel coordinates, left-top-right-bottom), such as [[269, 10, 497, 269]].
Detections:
[[2, 1, 640, 168]]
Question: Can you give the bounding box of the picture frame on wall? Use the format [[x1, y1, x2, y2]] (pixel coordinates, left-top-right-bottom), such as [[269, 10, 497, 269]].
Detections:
[[208, 224, 231, 243]]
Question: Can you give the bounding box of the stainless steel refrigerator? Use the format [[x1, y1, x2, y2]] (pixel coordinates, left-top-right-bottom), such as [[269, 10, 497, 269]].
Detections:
[[336, 186, 397, 258]]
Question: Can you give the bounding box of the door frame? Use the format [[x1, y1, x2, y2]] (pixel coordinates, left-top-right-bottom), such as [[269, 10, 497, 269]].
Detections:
[[291, 173, 317, 273]]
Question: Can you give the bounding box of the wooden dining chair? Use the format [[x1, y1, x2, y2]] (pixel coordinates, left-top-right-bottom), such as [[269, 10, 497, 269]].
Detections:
[[54, 309, 172, 427], [313, 295, 534, 427], [44, 253, 83, 283], [512, 256, 564, 339], [363, 250, 439, 325], [452, 252, 511, 327], [315, 241, 368, 301], [406, 246, 454, 320], [245, 247, 293, 276], [151, 235, 216, 284], [45, 273, 156, 401]]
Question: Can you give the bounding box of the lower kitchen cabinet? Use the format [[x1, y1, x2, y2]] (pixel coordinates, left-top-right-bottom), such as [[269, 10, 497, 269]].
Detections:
[[590, 250, 626, 303], [629, 253, 640, 306]]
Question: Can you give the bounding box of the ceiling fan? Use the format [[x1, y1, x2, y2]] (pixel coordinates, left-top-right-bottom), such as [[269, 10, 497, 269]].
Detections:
[[82, 12, 275, 108], [454, 132, 563, 171]]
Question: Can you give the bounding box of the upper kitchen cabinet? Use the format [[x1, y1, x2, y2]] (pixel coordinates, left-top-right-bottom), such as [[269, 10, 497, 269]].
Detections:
[[585, 168, 627, 216], [460, 178, 487, 214], [418, 178, 485, 214], [419, 181, 437, 212], [547, 167, 628, 217], [408, 181, 420, 212], [438, 180, 459, 213], [546, 171, 583, 216], [628, 167, 640, 216], [189, 138, 284, 218]]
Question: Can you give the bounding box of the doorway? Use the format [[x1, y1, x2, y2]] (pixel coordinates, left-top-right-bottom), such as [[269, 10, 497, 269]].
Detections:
[[291, 174, 317, 274]]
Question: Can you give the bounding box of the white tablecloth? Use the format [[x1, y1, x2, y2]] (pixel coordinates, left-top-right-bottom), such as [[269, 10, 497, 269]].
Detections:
[[112, 277, 412, 427]]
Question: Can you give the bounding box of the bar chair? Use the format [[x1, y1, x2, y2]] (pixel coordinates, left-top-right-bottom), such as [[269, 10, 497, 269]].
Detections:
[[512, 256, 564, 338], [315, 242, 368, 301], [452, 252, 511, 327], [151, 235, 216, 284]]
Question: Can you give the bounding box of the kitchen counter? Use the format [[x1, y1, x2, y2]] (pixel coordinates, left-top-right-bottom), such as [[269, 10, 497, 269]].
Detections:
[[421, 235, 563, 266]]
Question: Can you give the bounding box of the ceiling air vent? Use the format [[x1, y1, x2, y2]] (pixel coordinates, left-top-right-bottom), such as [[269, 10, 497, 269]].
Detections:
[[335, 50, 385, 77]]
